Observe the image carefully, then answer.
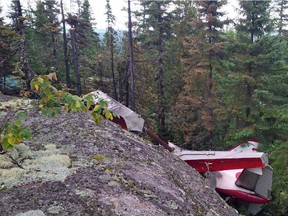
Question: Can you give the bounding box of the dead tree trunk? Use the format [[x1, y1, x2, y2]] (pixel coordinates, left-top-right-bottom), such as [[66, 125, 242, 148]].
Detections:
[[15, 0, 34, 90], [128, 0, 136, 111], [110, 32, 118, 100], [155, 2, 166, 139], [70, 28, 82, 95], [60, 0, 71, 88]]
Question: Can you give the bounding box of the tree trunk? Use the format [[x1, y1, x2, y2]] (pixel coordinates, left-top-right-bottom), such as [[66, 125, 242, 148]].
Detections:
[[279, 0, 284, 35], [118, 61, 124, 103], [245, 1, 256, 122], [125, 80, 130, 108], [99, 62, 104, 88], [22, 42, 33, 90], [60, 0, 71, 88], [128, 0, 136, 111], [51, 33, 57, 71], [3, 75, 6, 92], [15, 0, 34, 90], [156, 2, 166, 139], [207, 26, 214, 148], [206, 58, 214, 148], [70, 28, 82, 96], [110, 32, 118, 100]]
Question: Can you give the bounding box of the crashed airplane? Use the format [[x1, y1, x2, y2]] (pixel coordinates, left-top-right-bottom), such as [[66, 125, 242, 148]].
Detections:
[[87, 90, 272, 215]]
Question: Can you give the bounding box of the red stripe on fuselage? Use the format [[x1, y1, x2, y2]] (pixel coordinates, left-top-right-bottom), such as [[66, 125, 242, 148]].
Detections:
[[185, 157, 264, 173], [216, 188, 271, 204]]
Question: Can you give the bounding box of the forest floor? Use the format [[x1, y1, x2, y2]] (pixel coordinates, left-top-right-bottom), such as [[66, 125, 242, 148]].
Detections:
[[0, 95, 238, 216]]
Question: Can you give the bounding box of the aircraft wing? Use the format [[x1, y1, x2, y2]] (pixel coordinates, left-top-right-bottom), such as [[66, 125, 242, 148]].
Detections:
[[176, 150, 268, 173], [87, 90, 145, 132]]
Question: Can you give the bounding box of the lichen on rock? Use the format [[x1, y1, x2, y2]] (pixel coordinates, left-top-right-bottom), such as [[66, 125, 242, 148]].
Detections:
[[0, 143, 73, 189], [16, 210, 46, 216]]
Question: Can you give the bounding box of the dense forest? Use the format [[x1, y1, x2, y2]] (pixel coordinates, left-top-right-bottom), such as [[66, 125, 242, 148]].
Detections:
[[0, 0, 288, 215]]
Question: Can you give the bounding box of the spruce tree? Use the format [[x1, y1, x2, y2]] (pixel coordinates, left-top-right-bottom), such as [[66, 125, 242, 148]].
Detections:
[[31, 0, 61, 75], [224, 0, 272, 142], [105, 0, 118, 100], [136, 0, 173, 140], [65, 0, 101, 95], [9, 0, 34, 89], [78, 0, 101, 92], [0, 7, 21, 92], [275, 0, 288, 36], [174, 0, 225, 150], [158, 0, 196, 145]]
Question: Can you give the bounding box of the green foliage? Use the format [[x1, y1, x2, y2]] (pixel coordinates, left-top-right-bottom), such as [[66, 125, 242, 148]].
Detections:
[[226, 126, 255, 143], [1, 73, 113, 150], [135, 0, 175, 140], [27, 0, 62, 75], [30, 73, 114, 122], [259, 142, 288, 216], [237, 0, 272, 39], [0, 17, 21, 80], [0, 111, 31, 150]]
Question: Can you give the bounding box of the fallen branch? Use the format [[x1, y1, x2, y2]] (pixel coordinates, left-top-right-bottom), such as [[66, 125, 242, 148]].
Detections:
[[6, 153, 24, 169]]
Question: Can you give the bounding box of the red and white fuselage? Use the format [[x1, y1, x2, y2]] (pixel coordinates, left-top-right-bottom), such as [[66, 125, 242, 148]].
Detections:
[[170, 140, 272, 215], [86, 91, 272, 215]]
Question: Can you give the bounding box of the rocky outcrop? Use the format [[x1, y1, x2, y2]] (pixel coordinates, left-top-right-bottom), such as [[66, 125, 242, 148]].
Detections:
[[0, 100, 238, 216]]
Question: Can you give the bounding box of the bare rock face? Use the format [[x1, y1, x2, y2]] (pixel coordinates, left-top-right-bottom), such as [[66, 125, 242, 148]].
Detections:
[[0, 107, 238, 216]]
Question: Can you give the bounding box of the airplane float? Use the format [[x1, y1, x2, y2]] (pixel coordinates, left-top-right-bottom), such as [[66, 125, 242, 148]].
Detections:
[[87, 90, 273, 215]]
